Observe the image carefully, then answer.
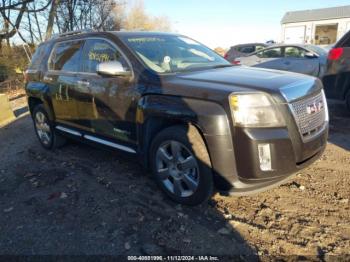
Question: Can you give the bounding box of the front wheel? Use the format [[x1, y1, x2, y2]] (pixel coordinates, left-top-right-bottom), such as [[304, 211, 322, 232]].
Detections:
[[150, 125, 213, 206]]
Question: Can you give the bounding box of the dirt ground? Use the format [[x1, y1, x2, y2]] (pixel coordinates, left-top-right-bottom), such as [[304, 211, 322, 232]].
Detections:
[[0, 98, 349, 260]]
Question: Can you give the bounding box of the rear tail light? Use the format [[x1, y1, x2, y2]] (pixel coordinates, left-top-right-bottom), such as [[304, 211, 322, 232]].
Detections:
[[224, 53, 228, 59], [328, 47, 343, 60]]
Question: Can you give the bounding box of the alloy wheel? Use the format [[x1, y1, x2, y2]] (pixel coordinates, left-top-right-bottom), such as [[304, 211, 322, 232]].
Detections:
[[155, 141, 199, 198], [34, 111, 52, 146]]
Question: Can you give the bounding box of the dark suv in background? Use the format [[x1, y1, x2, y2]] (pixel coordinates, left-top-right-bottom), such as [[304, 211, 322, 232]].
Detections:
[[26, 31, 328, 205], [323, 30, 350, 110]]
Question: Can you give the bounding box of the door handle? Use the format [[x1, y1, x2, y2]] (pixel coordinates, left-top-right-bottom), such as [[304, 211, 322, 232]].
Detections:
[[77, 80, 90, 86], [43, 76, 53, 82]]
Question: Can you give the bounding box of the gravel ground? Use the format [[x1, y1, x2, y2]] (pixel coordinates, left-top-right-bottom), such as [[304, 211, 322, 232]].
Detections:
[[0, 99, 349, 260]]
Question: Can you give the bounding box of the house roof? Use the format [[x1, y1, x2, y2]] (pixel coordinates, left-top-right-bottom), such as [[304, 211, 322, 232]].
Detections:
[[281, 5, 350, 24]]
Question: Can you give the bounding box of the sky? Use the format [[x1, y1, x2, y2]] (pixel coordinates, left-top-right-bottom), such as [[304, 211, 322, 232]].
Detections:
[[143, 0, 350, 48]]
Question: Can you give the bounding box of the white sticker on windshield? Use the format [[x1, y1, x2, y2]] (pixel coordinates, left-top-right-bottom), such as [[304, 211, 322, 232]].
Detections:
[[164, 56, 171, 63]]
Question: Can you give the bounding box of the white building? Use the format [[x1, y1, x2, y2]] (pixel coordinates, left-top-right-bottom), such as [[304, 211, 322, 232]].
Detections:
[[281, 5, 350, 46]]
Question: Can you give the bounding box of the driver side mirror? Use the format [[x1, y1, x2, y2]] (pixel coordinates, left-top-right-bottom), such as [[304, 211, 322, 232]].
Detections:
[[96, 61, 131, 77], [304, 52, 318, 59]]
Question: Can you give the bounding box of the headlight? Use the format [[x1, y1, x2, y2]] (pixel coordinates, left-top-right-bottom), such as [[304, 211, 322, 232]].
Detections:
[[229, 93, 285, 127]]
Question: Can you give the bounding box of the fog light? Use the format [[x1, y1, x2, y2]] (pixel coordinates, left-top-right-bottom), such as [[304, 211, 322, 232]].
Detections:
[[258, 144, 272, 171]]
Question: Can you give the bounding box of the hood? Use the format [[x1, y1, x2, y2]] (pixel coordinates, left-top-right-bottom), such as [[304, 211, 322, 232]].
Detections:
[[161, 66, 322, 103]]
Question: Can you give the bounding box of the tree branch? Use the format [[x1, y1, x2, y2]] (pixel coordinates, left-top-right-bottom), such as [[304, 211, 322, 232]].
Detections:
[[0, 2, 27, 39], [0, 0, 33, 11], [9, 0, 52, 13]]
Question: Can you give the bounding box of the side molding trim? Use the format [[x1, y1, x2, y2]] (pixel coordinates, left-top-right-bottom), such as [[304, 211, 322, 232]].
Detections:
[[56, 125, 82, 136], [55, 125, 136, 154], [84, 135, 136, 154]]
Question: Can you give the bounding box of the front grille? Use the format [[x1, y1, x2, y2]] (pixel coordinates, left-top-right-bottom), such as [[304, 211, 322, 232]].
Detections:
[[290, 91, 327, 142]]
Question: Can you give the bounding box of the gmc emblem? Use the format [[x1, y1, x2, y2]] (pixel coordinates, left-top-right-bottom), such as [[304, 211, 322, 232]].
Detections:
[[306, 100, 324, 115]]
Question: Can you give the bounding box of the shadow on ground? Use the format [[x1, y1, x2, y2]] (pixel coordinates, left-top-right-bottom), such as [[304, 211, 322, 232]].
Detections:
[[0, 116, 257, 258]]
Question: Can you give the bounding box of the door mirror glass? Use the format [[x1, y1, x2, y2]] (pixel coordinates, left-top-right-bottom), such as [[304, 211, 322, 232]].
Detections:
[[96, 61, 131, 77], [304, 52, 318, 59]]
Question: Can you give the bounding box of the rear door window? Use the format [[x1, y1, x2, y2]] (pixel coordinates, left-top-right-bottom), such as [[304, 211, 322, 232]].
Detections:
[[284, 46, 307, 58], [256, 47, 282, 58], [255, 45, 265, 52], [81, 39, 129, 73], [49, 40, 84, 72]]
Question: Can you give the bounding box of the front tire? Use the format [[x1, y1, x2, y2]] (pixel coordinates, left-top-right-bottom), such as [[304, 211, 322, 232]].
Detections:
[[32, 105, 66, 150], [150, 125, 213, 206]]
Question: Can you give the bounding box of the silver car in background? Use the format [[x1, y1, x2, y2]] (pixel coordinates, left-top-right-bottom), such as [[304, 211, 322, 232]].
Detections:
[[236, 44, 329, 78], [224, 43, 267, 64]]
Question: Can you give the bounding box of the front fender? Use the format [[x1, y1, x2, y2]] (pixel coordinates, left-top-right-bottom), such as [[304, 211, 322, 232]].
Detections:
[[137, 95, 238, 190], [137, 95, 230, 135]]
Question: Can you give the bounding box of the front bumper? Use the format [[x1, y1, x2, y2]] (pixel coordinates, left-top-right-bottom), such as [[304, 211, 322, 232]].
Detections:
[[234, 125, 328, 181], [206, 125, 328, 195], [204, 90, 329, 195], [220, 125, 327, 196]]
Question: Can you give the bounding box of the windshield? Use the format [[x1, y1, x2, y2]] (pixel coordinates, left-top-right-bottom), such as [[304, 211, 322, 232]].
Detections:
[[121, 35, 231, 73]]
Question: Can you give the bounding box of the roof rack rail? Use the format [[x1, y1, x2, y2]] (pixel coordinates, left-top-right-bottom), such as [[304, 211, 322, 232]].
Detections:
[[51, 29, 95, 39]]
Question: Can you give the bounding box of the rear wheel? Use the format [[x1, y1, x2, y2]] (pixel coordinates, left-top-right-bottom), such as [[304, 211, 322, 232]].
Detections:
[[32, 105, 66, 150], [150, 125, 213, 206]]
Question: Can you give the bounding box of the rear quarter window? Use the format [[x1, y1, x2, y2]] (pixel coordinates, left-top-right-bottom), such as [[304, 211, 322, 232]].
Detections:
[[29, 44, 48, 70]]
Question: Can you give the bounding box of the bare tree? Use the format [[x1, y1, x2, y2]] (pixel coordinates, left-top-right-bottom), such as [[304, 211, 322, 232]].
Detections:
[[0, 1, 30, 47], [121, 0, 171, 32], [45, 0, 60, 40], [54, 0, 123, 33], [0, 0, 52, 46], [0, 0, 34, 11], [0, 0, 171, 47]]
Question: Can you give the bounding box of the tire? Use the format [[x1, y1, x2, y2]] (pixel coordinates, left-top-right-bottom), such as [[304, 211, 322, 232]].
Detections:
[[150, 124, 213, 206], [32, 104, 66, 150]]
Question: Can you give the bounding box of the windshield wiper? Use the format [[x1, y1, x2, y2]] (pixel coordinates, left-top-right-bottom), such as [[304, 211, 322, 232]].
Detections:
[[212, 64, 234, 69], [172, 64, 234, 74]]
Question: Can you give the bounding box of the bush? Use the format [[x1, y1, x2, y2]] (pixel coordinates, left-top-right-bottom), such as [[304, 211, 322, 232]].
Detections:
[[0, 44, 31, 82]]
